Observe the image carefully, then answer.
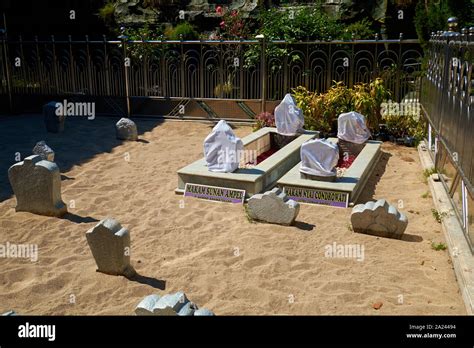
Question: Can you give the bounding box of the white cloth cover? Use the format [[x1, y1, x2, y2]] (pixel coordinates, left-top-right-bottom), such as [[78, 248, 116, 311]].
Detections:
[[299, 139, 339, 177], [203, 120, 244, 173], [274, 93, 304, 136], [337, 111, 371, 144]]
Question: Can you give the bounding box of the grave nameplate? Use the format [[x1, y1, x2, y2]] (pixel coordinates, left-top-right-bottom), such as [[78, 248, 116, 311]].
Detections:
[[184, 183, 245, 204], [283, 186, 349, 208]]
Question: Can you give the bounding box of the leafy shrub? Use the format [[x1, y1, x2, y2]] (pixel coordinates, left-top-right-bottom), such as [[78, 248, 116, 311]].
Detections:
[[339, 19, 375, 40], [253, 112, 275, 131], [292, 78, 391, 135], [166, 22, 199, 41]]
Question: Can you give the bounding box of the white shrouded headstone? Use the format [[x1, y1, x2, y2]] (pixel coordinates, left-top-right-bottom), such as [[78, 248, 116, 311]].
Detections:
[[32, 141, 55, 161], [274, 93, 304, 136], [86, 218, 136, 278], [299, 139, 339, 178], [8, 155, 67, 217], [337, 111, 371, 144], [203, 120, 243, 173]]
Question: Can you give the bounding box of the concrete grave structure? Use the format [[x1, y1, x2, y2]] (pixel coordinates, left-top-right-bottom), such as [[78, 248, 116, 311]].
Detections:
[[277, 139, 382, 208], [247, 188, 300, 225], [8, 155, 67, 217], [86, 218, 136, 278], [351, 199, 408, 239], [177, 127, 318, 198]]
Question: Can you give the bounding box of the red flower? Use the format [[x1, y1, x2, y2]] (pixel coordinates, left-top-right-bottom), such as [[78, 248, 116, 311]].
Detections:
[[220, 21, 225, 28], [231, 10, 238, 17], [216, 6, 223, 15]]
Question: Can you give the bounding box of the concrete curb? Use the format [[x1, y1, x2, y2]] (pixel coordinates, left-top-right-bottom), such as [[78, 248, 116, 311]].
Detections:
[[418, 142, 474, 315]]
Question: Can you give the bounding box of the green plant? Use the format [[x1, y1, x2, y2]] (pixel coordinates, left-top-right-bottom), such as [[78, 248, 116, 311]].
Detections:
[[253, 112, 275, 131], [339, 19, 376, 40], [431, 209, 448, 223], [292, 78, 391, 134], [166, 22, 199, 41], [421, 191, 431, 198], [98, 1, 116, 27], [431, 242, 447, 251], [423, 168, 437, 178]]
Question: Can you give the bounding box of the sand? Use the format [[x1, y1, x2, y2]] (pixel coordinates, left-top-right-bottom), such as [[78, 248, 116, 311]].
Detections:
[[0, 115, 466, 315]]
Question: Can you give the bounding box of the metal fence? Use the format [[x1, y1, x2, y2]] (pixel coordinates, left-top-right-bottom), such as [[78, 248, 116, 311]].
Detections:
[[422, 28, 474, 193], [0, 33, 422, 117], [421, 26, 474, 250]]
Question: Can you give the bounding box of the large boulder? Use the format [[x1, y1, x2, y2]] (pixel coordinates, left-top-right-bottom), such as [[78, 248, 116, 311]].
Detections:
[[8, 155, 67, 217], [43, 101, 66, 133], [86, 218, 136, 277], [32, 141, 55, 162], [274, 93, 304, 136], [247, 188, 300, 225], [116, 118, 138, 141], [135, 292, 214, 316], [203, 120, 243, 173], [351, 199, 408, 239]]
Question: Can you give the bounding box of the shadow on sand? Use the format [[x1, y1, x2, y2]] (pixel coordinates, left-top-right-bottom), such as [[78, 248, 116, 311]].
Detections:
[[0, 115, 165, 202], [61, 213, 100, 224], [128, 273, 166, 290], [356, 150, 392, 203]]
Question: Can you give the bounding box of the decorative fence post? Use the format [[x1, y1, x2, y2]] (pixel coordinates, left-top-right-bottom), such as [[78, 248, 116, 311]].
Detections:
[[0, 27, 12, 113], [119, 27, 131, 117], [257, 34, 266, 113]]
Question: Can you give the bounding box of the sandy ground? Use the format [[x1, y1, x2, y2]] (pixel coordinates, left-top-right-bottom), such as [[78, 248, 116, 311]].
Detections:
[[0, 115, 466, 315]]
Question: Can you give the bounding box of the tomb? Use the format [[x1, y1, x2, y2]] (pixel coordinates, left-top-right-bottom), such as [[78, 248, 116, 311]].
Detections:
[[8, 155, 67, 217], [277, 138, 382, 208], [176, 127, 317, 199]]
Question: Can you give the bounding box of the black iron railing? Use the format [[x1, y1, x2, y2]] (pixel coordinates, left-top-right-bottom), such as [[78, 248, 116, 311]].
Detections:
[[0, 31, 422, 116], [421, 19, 474, 250]]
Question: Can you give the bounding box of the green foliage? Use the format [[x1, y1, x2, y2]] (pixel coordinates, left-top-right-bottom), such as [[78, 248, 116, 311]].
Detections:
[[414, 0, 474, 47], [166, 22, 199, 41], [423, 168, 437, 178], [382, 113, 426, 145], [339, 19, 376, 40], [253, 112, 275, 131], [431, 242, 447, 251], [292, 78, 391, 134], [431, 209, 448, 223], [98, 1, 116, 26], [122, 25, 164, 59], [257, 7, 343, 42]]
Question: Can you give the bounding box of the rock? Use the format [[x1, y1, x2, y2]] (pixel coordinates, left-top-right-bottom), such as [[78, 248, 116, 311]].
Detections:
[[247, 188, 300, 225], [194, 308, 215, 316], [135, 291, 207, 316], [372, 302, 383, 310], [32, 141, 55, 161], [177, 301, 198, 316], [43, 101, 65, 133], [2, 310, 17, 316], [152, 291, 188, 315], [116, 118, 138, 141], [431, 173, 440, 182], [351, 199, 408, 239], [86, 218, 136, 277], [135, 294, 161, 316], [8, 155, 67, 217]]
